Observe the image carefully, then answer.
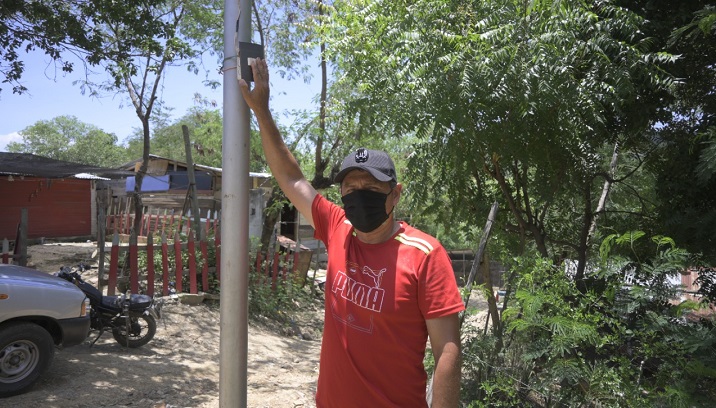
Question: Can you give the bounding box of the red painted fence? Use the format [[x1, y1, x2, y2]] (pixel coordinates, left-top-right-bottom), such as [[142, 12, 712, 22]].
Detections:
[[106, 207, 221, 240], [103, 227, 308, 297], [104, 228, 221, 297]]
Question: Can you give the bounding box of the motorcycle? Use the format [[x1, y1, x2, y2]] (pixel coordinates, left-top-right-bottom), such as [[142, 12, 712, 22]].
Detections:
[[56, 265, 162, 348]]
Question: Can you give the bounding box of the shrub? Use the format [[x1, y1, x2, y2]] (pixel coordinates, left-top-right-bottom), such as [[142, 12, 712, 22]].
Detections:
[[462, 234, 716, 407]]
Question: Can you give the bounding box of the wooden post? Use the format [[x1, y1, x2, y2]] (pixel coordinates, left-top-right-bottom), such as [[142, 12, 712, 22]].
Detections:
[[98, 207, 107, 292], [160, 209, 168, 237], [255, 252, 263, 285], [215, 225, 221, 281], [271, 252, 279, 291], [460, 201, 499, 325], [168, 212, 176, 237], [124, 197, 132, 235], [161, 233, 170, 296], [188, 230, 198, 294], [427, 201, 499, 407], [139, 206, 148, 237], [146, 232, 155, 297], [293, 250, 299, 277], [182, 124, 203, 240], [200, 230, 210, 292], [112, 196, 119, 234], [153, 210, 160, 235], [283, 251, 291, 288], [107, 233, 120, 296], [108, 197, 114, 234], [174, 232, 183, 293], [129, 231, 139, 294]]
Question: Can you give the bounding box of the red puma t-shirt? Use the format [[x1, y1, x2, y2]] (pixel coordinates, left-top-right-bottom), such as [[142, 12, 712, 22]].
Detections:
[[312, 194, 465, 408]]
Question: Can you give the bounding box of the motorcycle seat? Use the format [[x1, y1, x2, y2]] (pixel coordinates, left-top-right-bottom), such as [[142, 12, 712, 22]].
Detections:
[[75, 280, 153, 312], [102, 294, 153, 311]]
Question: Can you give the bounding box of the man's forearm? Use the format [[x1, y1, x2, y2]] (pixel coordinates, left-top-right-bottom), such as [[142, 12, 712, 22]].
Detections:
[[430, 345, 461, 408]]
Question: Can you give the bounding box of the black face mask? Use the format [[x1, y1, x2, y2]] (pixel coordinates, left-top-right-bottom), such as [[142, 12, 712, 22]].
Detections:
[[341, 189, 393, 233]]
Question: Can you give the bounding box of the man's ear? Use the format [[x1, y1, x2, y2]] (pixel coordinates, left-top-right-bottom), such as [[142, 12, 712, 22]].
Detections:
[[392, 183, 403, 205]]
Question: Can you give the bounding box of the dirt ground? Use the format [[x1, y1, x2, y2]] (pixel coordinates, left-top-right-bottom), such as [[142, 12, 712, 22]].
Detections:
[[6, 241, 323, 408], [5, 241, 489, 408]]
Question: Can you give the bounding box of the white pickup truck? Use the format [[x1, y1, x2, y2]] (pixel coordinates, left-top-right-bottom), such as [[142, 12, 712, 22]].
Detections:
[[0, 264, 91, 397]]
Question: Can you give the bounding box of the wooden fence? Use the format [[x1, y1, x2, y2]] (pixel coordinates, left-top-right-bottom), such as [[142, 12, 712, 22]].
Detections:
[[103, 229, 220, 297], [103, 228, 311, 298], [105, 205, 221, 239], [1, 203, 313, 297]]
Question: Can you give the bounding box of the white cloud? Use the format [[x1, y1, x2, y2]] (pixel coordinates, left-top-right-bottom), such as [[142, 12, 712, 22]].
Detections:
[[0, 132, 22, 152]]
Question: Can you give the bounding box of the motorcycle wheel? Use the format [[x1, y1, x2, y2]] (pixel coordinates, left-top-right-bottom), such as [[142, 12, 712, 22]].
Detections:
[[111, 314, 156, 348], [0, 322, 55, 397]]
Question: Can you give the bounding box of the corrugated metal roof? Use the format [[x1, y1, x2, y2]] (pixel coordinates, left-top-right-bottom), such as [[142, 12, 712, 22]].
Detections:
[[122, 153, 272, 178], [72, 172, 111, 180], [0, 153, 132, 179]]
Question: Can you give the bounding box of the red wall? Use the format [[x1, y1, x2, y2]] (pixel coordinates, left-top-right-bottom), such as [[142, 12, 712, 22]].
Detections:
[[0, 177, 92, 240]]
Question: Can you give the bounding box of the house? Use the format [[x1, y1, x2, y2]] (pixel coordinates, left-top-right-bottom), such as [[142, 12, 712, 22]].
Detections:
[[0, 153, 131, 242], [108, 154, 272, 238]]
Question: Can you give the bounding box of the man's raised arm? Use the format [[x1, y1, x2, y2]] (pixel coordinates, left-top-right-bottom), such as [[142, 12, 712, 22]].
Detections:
[[239, 58, 318, 227]]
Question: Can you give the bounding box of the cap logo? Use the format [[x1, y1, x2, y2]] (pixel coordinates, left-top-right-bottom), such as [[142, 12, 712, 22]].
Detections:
[[355, 148, 369, 163]]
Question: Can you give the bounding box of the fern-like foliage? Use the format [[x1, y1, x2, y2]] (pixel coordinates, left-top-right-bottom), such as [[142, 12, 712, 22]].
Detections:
[[462, 234, 716, 407]]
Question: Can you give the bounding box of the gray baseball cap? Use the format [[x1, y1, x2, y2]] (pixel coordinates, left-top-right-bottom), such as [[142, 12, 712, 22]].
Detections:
[[334, 148, 397, 185]]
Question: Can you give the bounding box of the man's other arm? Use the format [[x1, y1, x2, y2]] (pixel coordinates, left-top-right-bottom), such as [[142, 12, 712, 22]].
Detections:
[[426, 313, 461, 408]]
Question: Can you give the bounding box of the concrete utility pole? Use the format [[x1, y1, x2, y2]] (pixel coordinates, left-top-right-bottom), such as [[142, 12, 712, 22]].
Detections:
[[220, 0, 252, 406]]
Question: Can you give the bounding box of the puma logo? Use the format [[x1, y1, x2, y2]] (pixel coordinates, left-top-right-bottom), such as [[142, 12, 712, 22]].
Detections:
[[361, 265, 386, 288]]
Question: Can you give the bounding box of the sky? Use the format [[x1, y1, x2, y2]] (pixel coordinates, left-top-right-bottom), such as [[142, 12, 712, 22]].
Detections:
[[0, 50, 321, 152]]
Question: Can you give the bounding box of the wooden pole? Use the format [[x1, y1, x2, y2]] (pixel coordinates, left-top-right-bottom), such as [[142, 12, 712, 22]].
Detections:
[[107, 233, 120, 296], [188, 230, 198, 294], [129, 231, 139, 294], [98, 207, 107, 292], [427, 201, 499, 406], [146, 232, 155, 296], [161, 233, 170, 296], [174, 232, 183, 293], [460, 201, 500, 327], [182, 125, 203, 240]]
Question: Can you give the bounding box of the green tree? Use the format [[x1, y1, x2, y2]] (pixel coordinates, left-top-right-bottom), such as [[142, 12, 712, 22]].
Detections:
[[76, 0, 220, 234], [7, 115, 127, 166], [324, 0, 675, 279], [0, 0, 171, 95], [618, 0, 716, 263], [462, 235, 716, 406], [124, 98, 268, 171]]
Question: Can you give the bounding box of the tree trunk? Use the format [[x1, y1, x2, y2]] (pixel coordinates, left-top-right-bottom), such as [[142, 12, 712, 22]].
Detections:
[[488, 158, 549, 257], [132, 117, 151, 237], [182, 125, 202, 239], [259, 189, 284, 255], [575, 142, 619, 281], [314, 0, 328, 183]]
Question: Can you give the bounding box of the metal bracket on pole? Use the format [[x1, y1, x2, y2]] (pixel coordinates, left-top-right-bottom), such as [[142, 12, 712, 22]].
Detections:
[[238, 42, 264, 82]]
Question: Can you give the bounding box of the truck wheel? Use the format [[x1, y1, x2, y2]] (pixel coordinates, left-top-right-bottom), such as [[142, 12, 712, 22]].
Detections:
[[0, 322, 55, 397]]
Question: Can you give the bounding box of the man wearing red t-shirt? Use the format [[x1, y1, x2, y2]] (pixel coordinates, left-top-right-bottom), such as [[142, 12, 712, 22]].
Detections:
[[240, 58, 464, 408]]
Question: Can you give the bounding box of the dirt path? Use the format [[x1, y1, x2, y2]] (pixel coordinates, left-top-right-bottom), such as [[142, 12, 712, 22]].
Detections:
[[6, 300, 321, 408], [4, 242, 322, 408]]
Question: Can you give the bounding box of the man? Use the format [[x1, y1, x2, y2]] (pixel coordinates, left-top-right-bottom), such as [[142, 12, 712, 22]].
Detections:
[[239, 58, 464, 408]]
